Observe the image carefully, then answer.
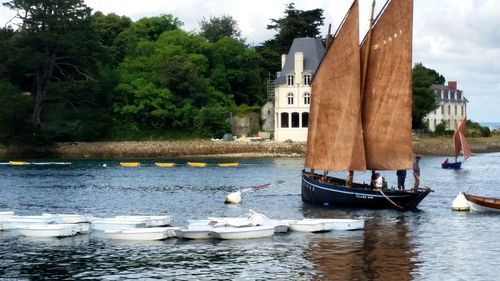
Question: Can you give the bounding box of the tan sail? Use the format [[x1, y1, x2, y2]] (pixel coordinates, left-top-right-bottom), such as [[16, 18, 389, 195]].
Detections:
[[360, 0, 414, 170], [305, 0, 366, 171], [454, 116, 471, 161]]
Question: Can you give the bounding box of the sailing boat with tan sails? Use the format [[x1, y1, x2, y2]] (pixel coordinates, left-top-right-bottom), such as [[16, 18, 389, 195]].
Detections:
[[302, 0, 432, 209], [441, 116, 471, 169]]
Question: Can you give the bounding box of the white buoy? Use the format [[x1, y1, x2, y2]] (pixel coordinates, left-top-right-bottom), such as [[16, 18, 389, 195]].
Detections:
[[102, 164, 107, 167], [225, 190, 242, 204], [452, 192, 470, 211]]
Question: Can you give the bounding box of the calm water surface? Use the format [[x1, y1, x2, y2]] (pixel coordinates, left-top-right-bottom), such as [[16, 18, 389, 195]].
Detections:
[[1, 154, 500, 280]]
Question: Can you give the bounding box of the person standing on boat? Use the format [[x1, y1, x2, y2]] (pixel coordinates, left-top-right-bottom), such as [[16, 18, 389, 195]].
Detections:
[[374, 173, 383, 189], [396, 169, 407, 190], [413, 156, 421, 190]]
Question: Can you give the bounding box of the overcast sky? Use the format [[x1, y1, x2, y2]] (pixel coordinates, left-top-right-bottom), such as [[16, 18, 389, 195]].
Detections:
[[1, 0, 499, 122]]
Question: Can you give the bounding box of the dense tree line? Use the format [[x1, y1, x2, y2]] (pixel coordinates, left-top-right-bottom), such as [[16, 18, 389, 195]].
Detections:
[[0, 0, 447, 144]]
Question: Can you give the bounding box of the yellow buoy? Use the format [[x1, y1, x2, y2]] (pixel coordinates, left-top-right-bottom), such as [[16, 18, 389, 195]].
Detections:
[[218, 162, 239, 167], [155, 162, 175, 168], [9, 161, 29, 166], [120, 162, 140, 167], [187, 162, 207, 168]]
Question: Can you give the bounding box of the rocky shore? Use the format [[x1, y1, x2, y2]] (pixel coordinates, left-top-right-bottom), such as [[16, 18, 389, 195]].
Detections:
[[1, 136, 499, 159]]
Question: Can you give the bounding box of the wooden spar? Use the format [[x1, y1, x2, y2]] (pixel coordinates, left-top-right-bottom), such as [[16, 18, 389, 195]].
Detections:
[[360, 0, 376, 97], [325, 24, 332, 50]]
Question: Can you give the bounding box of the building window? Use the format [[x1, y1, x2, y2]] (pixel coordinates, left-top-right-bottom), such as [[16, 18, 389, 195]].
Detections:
[[455, 105, 457, 115], [281, 113, 289, 128], [287, 93, 294, 105], [461, 105, 464, 115], [441, 105, 444, 114], [304, 92, 310, 105], [448, 105, 451, 114], [291, 112, 300, 128], [434, 119, 436, 127], [303, 74, 311, 86], [287, 75, 294, 86], [302, 112, 309, 128]]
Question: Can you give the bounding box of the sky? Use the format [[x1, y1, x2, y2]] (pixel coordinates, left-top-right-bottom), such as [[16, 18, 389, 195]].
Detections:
[[1, 0, 499, 122]]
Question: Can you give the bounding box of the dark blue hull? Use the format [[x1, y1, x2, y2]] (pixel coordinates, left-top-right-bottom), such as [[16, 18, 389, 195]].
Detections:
[[441, 162, 462, 169], [301, 171, 431, 210]]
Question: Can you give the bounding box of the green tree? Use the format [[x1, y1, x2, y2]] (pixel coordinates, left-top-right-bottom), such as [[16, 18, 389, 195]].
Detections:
[[210, 37, 264, 105], [199, 15, 242, 43], [3, 0, 102, 131], [257, 3, 325, 79], [412, 63, 442, 129], [0, 81, 32, 143]]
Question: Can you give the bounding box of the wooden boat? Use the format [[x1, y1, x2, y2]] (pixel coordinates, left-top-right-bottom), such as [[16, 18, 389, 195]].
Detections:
[[16, 224, 79, 237], [155, 162, 175, 168], [187, 162, 207, 168], [209, 225, 275, 240], [442, 116, 471, 169], [120, 162, 140, 167], [9, 161, 29, 166], [302, 0, 431, 210], [218, 162, 239, 167], [105, 227, 179, 240], [464, 193, 500, 212]]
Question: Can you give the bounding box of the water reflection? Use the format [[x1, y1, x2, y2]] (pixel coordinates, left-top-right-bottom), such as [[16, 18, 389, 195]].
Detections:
[[302, 215, 416, 281]]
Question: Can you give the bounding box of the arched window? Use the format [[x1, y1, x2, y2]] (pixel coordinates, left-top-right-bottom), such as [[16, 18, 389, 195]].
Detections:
[[281, 113, 289, 128], [287, 93, 294, 105], [302, 112, 309, 127], [303, 92, 310, 105], [291, 112, 300, 128]]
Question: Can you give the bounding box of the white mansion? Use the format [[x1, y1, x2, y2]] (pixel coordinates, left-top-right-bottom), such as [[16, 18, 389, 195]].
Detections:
[[424, 81, 468, 131], [273, 38, 325, 142]]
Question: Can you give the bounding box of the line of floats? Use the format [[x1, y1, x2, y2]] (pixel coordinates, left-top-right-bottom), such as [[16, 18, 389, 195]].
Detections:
[[0, 210, 364, 240], [1, 161, 240, 168]]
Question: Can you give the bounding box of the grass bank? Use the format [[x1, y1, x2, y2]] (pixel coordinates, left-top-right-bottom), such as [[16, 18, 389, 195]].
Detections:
[[1, 135, 499, 159]]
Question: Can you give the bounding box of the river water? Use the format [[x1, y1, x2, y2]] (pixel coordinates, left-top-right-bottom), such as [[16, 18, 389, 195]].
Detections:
[[1, 153, 499, 280]]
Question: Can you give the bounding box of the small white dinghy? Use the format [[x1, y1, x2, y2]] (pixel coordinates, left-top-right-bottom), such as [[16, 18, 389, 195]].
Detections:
[[209, 225, 275, 240], [114, 215, 173, 227], [175, 225, 215, 240], [91, 218, 148, 231], [3, 216, 62, 230], [105, 227, 179, 241], [287, 218, 364, 233], [16, 224, 79, 238], [42, 213, 90, 224]]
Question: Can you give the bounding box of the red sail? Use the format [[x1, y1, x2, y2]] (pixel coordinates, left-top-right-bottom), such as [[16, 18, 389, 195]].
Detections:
[[454, 116, 471, 161]]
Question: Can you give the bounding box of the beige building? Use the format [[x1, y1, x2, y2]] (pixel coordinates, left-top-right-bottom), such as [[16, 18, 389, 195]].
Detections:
[[273, 38, 325, 142], [424, 81, 468, 131]]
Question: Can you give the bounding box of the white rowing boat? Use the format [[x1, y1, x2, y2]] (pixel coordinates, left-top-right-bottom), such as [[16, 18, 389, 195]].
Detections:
[[105, 227, 179, 240], [16, 224, 80, 237], [209, 225, 275, 240]]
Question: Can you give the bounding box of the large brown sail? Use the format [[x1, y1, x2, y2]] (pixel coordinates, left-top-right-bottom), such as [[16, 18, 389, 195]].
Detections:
[[454, 116, 471, 161], [360, 0, 414, 170], [305, 0, 366, 171]]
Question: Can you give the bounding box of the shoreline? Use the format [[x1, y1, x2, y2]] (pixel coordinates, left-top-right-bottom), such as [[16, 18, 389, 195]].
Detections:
[[1, 136, 499, 159]]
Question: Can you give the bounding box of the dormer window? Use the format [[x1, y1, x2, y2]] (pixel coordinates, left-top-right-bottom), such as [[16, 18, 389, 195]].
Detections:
[[303, 74, 311, 86], [287, 75, 294, 86]]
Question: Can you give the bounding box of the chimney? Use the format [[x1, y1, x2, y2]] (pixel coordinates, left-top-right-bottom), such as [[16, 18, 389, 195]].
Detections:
[[281, 54, 286, 69], [294, 52, 304, 80], [448, 81, 457, 89]]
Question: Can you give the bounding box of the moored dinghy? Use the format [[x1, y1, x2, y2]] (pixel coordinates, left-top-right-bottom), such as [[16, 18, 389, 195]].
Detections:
[[91, 218, 148, 231], [114, 215, 173, 227], [463, 193, 500, 212], [105, 227, 179, 241], [287, 218, 364, 233], [16, 224, 80, 237], [209, 225, 275, 240]]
